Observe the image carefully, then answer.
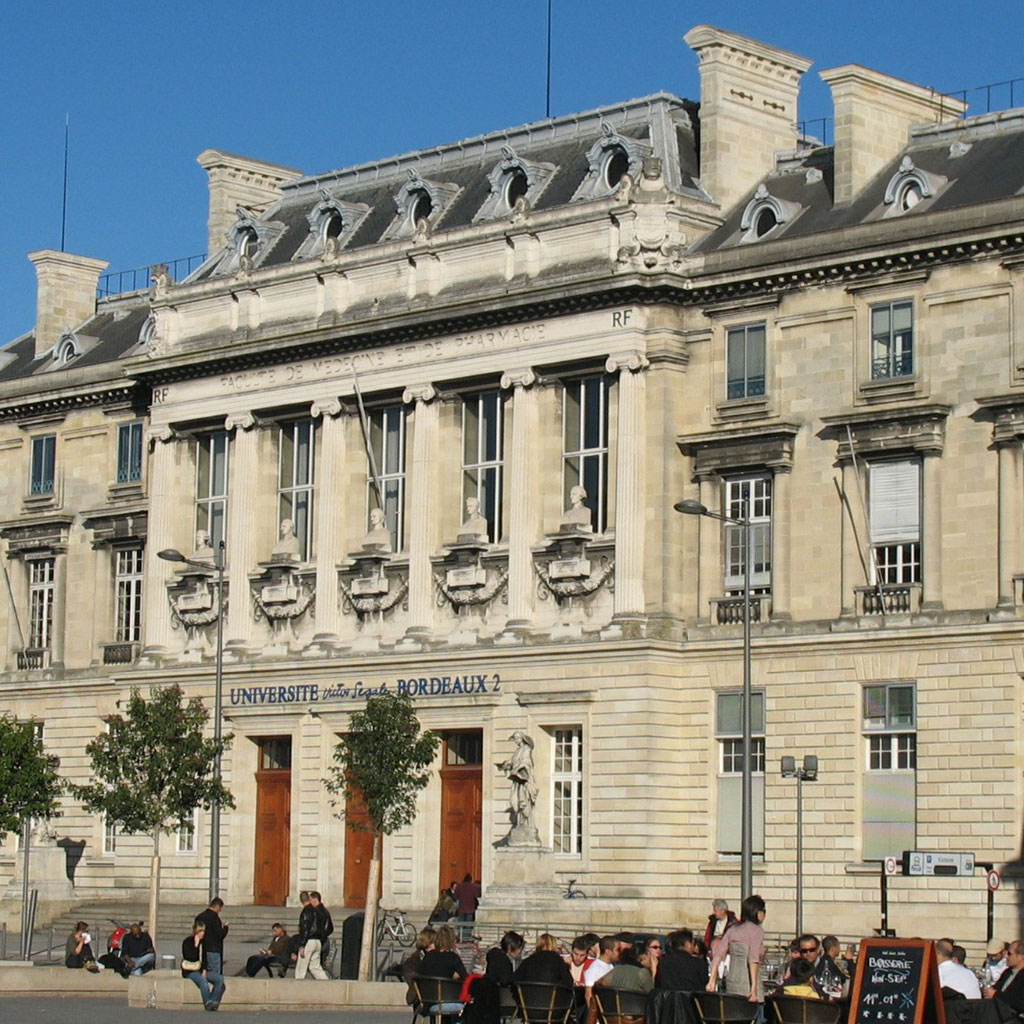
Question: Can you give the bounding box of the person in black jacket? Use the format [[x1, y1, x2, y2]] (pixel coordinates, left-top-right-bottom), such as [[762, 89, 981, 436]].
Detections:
[[418, 924, 468, 980], [181, 920, 226, 1011], [295, 891, 329, 980], [986, 941, 1024, 1013], [194, 898, 229, 976], [315, 896, 334, 974], [514, 933, 573, 987], [486, 931, 525, 987], [656, 930, 709, 992]]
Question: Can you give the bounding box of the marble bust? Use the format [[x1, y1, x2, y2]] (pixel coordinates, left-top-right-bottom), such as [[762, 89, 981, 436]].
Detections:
[[458, 497, 489, 540], [363, 507, 393, 551], [272, 518, 301, 559], [192, 530, 215, 561], [561, 485, 593, 530]]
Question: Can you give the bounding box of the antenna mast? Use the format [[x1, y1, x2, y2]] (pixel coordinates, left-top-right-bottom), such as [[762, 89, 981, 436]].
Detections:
[[60, 115, 69, 251], [545, 0, 552, 118]]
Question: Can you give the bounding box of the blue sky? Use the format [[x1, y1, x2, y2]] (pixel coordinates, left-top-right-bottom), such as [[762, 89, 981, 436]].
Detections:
[[2, 1, 1022, 345]]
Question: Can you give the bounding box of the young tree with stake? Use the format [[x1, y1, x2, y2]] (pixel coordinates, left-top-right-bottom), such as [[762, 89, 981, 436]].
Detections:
[[325, 692, 439, 981], [73, 685, 232, 946], [0, 714, 63, 836]]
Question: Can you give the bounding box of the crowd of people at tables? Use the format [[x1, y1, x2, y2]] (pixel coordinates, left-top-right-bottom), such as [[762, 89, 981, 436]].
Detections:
[[402, 894, 1024, 1023]]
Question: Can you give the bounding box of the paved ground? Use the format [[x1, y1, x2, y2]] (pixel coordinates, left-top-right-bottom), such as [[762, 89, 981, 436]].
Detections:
[[0, 997, 409, 1022]]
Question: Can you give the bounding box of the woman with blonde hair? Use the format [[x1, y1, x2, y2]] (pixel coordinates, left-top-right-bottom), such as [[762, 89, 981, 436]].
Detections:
[[418, 924, 467, 980], [402, 927, 437, 1004], [513, 933, 572, 986]]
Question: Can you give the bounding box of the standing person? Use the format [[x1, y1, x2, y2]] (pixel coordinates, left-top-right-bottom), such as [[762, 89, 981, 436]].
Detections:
[[182, 920, 226, 1011], [454, 872, 480, 940], [315, 894, 334, 974], [295, 890, 329, 980], [65, 921, 98, 971], [121, 921, 156, 976], [703, 900, 736, 948], [707, 894, 766, 1004], [195, 898, 229, 977]]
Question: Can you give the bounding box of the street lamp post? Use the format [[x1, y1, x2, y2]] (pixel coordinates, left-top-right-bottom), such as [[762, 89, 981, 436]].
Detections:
[[157, 542, 225, 902], [781, 754, 819, 936], [675, 497, 754, 900]]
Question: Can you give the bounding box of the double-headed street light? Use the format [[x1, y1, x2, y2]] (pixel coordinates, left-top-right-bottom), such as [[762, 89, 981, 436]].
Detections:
[[675, 497, 754, 900], [157, 542, 225, 902], [781, 754, 819, 936]]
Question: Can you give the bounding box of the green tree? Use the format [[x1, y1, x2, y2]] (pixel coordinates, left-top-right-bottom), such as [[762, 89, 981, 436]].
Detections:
[[325, 692, 439, 980], [0, 715, 62, 837], [72, 684, 232, 945]]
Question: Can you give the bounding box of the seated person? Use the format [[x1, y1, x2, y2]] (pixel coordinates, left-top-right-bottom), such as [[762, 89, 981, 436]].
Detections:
[[598, 945, 653, 994], [783, 958, 823, 999], [243, 922, 291, 977], [657, 929, 709, 991], [65, 921, 98, 970], [487, 931, 525, 987], [403, 927, 437, 1005], [570, 935, 595, 986], [121, 921, 156, 976], [417, 924, 467, 980], [985, 941, 1024, 1011], [514, 933, 572, 987]]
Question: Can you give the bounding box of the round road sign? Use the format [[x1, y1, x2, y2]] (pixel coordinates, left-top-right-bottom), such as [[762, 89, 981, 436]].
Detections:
[[988, 869, 1001, 891], [885, 856, 898, 876]]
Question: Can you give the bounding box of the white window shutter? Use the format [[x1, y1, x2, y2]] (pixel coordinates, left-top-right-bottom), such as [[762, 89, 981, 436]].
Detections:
[[870, 461, 920, 543]]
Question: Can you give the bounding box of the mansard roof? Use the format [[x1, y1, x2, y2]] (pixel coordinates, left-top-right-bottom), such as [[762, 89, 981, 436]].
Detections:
[[193, 92, 701, 279], [692, 109, 1024, 255]]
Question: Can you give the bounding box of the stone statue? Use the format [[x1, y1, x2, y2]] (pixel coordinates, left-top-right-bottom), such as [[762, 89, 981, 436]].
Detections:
[[499, 730, 539, 843], [458, 497, 489, 540], [363, 507, 393, 551], [192, 530, 215, 561], [272, 518, 301, 560], [561, 485, 593, 530]]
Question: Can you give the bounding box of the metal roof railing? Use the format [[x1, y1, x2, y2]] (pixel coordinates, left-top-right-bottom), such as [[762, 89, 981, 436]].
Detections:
[[97, 253, 207, 299]]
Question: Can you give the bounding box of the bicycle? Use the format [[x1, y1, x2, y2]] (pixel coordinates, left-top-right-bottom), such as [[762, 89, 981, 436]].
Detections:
[[563, 878, 586, 899], [376, 907, 416, 946]]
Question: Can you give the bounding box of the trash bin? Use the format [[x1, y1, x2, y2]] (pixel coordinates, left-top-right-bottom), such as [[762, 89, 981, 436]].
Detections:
[[160, 954, 176, 971], [340, 912, 364, 980]]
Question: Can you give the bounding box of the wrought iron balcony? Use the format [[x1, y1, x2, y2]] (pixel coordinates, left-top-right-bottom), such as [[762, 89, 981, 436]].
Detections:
[[871, 351, 913, 380]]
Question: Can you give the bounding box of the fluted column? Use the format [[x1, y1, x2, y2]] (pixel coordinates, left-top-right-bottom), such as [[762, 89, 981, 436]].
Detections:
[[607, 352, 649, 618], [840, 460, 859, 616], [500, 369, 538, 627], [224, 412, 260, 650], [402, 384, 438, 637], [311, 400, 346, 642], [771, 467, 792, 619], [696, 473, 717, 624], [997, 442, 1020, 609], [142, 428, 181, 655], [921, 451, 943, 610]]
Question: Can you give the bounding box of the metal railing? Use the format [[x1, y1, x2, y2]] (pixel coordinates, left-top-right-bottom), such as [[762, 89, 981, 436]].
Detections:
[[97, 253, 207, 298], [796, 118, 832, 146], [871, 351, 913, 380], [950, 77, 1024, 116]]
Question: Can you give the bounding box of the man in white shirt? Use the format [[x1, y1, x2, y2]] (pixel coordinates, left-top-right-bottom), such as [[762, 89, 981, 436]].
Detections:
[[584, 937, 620, 1024], [937, 940, 981, 999]]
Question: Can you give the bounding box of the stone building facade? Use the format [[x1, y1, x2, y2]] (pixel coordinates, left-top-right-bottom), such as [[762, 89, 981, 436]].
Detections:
[[1, 25, 1023, 940]]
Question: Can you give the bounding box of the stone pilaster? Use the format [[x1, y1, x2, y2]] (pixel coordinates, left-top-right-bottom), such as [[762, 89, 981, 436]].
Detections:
[[997, 442, 1019, 609], [922, 451, 943, 610], [500, 369, 539, 629], [142, 429, 181, 656], [402, 384, 439, 638], [771, 467, 792, 619], [606, 352, 649, 618], [224, 412, 260, 651], [310, 400, 346, 643]]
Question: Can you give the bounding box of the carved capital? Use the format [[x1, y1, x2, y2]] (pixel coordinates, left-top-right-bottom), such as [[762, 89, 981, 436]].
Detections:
[[146, 425, 178, 450], [402, 383, 437, 405], [605, 351, 649, 375], [310, 398, 343, 419], [499, 368, 537, 391], [225, 411, 257, 432]]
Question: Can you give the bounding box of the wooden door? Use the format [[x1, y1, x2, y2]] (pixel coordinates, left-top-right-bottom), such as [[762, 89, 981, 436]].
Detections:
[[343, 786, 380, 907], [438, 732, 483, 892], [254, 772, 291, 905]]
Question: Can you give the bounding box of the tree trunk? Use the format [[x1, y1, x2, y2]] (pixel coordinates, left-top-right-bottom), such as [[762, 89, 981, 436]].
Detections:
[[148, 827, 161, 950], [358, 831, 381, 982]]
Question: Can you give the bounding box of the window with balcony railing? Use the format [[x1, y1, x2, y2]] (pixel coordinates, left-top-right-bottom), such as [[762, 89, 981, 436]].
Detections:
[[726, 323, 767, 400], [116, 421, 143, 484], [871, 301, 914, 380], [30, 435, 56, 495]]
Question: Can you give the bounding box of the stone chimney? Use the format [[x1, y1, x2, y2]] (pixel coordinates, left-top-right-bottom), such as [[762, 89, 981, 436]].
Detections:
[[685, 25, 812, 213], [819, 65, 968, 204], [196, 149, 303, 255], [27, 249, 108, 360]]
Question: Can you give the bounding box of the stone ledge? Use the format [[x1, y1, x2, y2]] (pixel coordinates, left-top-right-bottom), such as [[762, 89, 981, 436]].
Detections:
[[0, 963, 127, 996]]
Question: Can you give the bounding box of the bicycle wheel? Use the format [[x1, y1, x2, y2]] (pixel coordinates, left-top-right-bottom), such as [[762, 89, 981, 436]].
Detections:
[[396, 920, 416, 946]]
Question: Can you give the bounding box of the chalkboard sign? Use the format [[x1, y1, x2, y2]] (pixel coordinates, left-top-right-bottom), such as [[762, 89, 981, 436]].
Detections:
[[848, 938, 946, 1024]]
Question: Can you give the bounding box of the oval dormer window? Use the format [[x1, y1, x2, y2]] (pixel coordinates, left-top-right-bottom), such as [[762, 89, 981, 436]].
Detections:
[[505, 168, 529, 208], [899, 181, 923, 212], [411, 190, 433, 227], [56, 338, 78, 364], [755, 206, 779, 238], [604, 147, 630, 190], [323, 211, 344, 243], [239, 227, 259, 261]]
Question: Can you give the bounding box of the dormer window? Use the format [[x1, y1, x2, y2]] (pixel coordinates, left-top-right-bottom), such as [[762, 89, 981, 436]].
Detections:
[[738, 185, 802, 244], [604, 147, 630, 191], [239, 227, 259, 261], [293, 190, 370, 261], [54, 335, 79, 364], [881, 157, 947, 219], [474, 147, 555, 223], [385, 173, 460, 240], [323, 211, 344, 244], [410, 189, 433, 228]]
